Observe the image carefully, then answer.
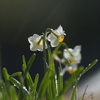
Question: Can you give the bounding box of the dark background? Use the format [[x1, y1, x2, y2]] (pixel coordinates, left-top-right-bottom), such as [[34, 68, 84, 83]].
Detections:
[[0, 0, 100, 81]]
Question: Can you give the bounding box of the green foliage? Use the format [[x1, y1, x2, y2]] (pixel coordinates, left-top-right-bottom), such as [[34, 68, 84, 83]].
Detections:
[[0, 26, 98, 100], [0, 53, 98, 100]]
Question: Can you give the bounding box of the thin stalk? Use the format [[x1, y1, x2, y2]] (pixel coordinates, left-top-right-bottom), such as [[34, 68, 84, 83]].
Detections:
[[43, 28, 51, 73], [43, 33, 47, 74], [53, 42, 68, 54], [53, 42, 74, 57], [71, 73, 78, 100], [75, 80, 78, 100]]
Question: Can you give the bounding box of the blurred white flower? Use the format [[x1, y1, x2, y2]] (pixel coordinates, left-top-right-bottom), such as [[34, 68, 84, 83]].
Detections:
[[63, 45, 81, 65], [60, 45, 82, 75], [47, 25, 66, 47], [60, 66, 78, 76], [28, 34, 47, 51]]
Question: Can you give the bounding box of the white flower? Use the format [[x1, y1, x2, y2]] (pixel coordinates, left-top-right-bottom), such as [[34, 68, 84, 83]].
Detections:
[[60, 65, 77, 76], [60, 45, 82, 75], [47, 25, 66, 47], [28, 34, 47, 51], [63, 45, 81, 65]]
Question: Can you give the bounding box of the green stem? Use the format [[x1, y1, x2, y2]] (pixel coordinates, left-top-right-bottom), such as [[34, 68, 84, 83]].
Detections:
[[43, 33, 47, 74], [53, 42, 68, 54], [43, 28, 51, 73], [75, 79, 78, 100], [46, 28, 59, 38], [53, 42, 74, 57], [50, 30, 59, 38], [43, 28, 53, 73], [37, 36, 43, 45]]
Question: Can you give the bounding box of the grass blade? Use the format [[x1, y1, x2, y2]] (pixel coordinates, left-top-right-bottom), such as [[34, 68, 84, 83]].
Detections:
[[26, 72, 34, 90], [81, 59, 98, 76], [38, 70, 53, 100], [10, 72, 22, 77], [22, 55, 27, 72], [1, 83, 9, 100], [70, 81, 78, 100], [9, 77, 21, 88], [58, 66, 63, 100], [58, 67, 84, 99], [3, 68, 9, 80], [33, 74, 39, 94], [23, 53, 36, 79], [10, 86, 18, 100], [51, 75, 57, 99]]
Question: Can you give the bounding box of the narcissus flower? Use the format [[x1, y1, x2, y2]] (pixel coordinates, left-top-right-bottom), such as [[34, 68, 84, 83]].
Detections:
[[60, 45, 82, 75], [47, 25, 66, 47], [28, 34, 47, 51], [63, 45, 81, 65], [60, 66, 78, 76]]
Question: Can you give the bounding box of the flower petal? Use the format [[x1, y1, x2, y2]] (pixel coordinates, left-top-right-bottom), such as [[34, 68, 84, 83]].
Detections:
[[60, 66, 69, 76], [47, 33, 56, 42], [51, 39, 59, 47], [28, 34, 47, 51]]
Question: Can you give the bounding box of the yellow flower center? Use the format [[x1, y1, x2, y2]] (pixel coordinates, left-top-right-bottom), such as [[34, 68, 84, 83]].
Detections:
[[70, 60, 76, 64], [68, 70, 76, 74], [36, 42, 40, 46], [58, 35, 64, 42]]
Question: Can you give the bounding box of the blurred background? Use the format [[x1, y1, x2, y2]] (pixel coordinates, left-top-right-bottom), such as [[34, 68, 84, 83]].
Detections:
[[0, 0, 100, 96]]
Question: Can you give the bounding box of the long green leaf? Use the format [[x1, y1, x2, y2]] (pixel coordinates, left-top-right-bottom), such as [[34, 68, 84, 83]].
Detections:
[[70, 81, 78, 100], [3, 68, 9, 80], [58, 66, 63, 100], [26, 73, 39, 97], [26, 72, 34, 90], [58, 66, 63, 93], [10, 86, 18, 100], [23, 53, 36, 79], [38, 70, 53, 100], [70, 59, 98, 100], [47, 47, 57, 100], [22, 55, 27, 72], [9, 77, 21, 88], [46, 82, 52, 100], [10, 72, 22, 77], [2, 83, 9, 100], [27, 53, 36, 70], [51, 75, 57, 99], [81, 59, 98, 76], [75, 59, 98, 84], [33, 74, 39, 95], [58, 67, 84, 99], [9, 77, 29, 95]]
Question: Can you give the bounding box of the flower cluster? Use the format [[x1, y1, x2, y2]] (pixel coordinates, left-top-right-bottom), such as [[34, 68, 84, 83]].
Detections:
[[28, 25, 66, 51], [60, 45, 81, 75], [48, 25, 66, 47], [28, 25, 82, 75]]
